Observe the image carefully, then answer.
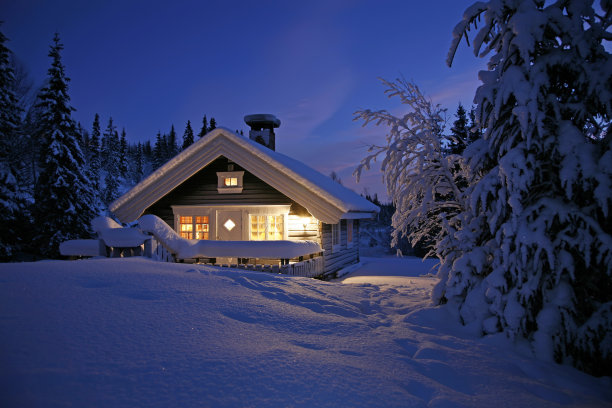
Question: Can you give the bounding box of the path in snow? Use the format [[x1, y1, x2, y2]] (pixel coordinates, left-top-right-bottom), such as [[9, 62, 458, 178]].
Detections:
[[0, 257, 610, 407]]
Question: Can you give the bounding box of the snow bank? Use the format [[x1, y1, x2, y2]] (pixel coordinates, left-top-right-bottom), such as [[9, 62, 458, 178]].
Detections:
[[138, 214, 321, 259], [59, 239, 100, 257], [1, 257, 609, 407]]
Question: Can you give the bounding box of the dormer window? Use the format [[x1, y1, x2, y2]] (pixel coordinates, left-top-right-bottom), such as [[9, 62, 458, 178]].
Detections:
[[217, 171, 244, 194]]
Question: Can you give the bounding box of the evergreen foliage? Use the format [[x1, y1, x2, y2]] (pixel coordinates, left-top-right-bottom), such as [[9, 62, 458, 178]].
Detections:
[[208, 117, 217, 132], [198, 115, 208, 138], [88, 113, 101, 192], [0, 25, 27, 260], [182, 120, 194, 150], [32, 33, 96, 258], [448, 104, 469, 155], [437, 0, 612, 376]]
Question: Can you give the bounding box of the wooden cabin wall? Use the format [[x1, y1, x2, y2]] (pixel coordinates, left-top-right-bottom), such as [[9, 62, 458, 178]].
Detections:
[[321, 220, 360, 277]]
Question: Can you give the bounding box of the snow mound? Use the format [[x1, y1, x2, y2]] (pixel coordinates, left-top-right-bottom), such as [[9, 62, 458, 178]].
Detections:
[[59, 239, 100, 257], [138, 214, 321, 259]]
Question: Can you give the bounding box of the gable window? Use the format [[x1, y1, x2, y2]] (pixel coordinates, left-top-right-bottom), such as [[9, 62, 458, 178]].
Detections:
[[217, 171, 244, 194], [179, 216, 209, 239], [224, 177, 238, 187], [250, 215, 284, 240]]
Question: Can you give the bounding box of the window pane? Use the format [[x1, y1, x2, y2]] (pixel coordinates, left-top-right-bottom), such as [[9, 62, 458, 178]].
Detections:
[[250, 215, 266, 240], [194, 216, 209, 240], [268, 215, 283, 240], [224, 177, 238, 186]]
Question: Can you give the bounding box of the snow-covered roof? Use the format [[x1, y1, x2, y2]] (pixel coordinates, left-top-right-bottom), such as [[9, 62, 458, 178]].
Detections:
[[110, 128, 378, 224]]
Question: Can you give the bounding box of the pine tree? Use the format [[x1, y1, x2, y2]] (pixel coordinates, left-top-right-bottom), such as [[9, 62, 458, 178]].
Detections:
[[440, 0, 612, 376], [133, 142, 145, 183], [0, 25, 27, 260], [448, 104, 468, 155], [198, 115, 208, 138], [101, 117, 117, 172], [89, 113, 101, 192], [119, 127, 128, 177], [167, 125, 178, 159], [101, 117, 121, 206], [33, 33, 96, 258], [182, 120, 194, 150], [208, 117, 217, 132], [153, 131, 164, 169]]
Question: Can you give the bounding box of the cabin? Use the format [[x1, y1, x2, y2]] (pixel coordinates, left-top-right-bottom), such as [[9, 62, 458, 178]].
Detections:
[[109, 114, 378, 278]]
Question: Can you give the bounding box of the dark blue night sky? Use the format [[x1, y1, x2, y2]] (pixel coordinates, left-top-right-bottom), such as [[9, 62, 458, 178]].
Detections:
[[2, 0, 486, 199]]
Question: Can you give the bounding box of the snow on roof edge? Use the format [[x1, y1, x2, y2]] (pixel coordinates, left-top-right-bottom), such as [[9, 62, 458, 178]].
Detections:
[[110, 128, 379, 219]]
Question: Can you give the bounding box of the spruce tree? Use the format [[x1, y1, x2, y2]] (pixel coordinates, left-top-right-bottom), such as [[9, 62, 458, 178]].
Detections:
[[182, 120, 194, 150], [89, 113, 101, 192], [119, 127, 128, 177], [440, 0, 612, 376], [133, 142, 145, 183], [198, 115, 208, 138], [0, 25, 27, 260], [167, 125, 178, 159], [449, 103, 468, 155], [208, 117, 217, 132], [153, 131, 164, 169], [33, 33, 96, 258]]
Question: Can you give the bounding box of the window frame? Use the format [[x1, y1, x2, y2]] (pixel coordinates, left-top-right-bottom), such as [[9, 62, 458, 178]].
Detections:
[[216, 171, 244, 194], [178, 215, 210, 240], [331, 222, 341, 251], [249, 214, 285, 241]]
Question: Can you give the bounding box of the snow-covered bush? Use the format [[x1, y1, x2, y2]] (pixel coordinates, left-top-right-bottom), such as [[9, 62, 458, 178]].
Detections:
[[354, 78, 468, 258], [438, 0, 612, 376]]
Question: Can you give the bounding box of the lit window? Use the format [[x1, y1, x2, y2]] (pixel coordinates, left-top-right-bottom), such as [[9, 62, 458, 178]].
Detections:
[[250, 215, 284, 240], [224, 177, 238, 186], [195, 216, 209, 240], [217, 171, 244, 193], [180, 216, 193, 239], [179, 216, 209, 240]]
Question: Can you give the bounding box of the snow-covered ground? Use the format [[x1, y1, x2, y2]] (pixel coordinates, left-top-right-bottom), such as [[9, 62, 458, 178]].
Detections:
[[0, 256, 610, 407]]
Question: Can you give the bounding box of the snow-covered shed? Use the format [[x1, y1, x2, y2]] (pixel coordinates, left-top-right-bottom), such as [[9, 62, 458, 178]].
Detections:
[[109, 114, 378, 276]]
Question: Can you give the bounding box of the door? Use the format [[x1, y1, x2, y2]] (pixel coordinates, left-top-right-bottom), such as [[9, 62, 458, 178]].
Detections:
[[217, 210, 242, 241]]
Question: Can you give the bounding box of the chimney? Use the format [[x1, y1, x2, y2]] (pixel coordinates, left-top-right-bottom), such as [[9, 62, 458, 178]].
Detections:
[[244, 114, 281, 151]]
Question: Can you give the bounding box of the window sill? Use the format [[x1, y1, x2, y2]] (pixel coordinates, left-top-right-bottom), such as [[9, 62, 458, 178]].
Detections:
[[217, 187, 243, 194]]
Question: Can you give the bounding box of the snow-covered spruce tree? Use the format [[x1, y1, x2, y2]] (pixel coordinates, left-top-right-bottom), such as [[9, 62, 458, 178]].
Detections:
[[33, 33, 96, 258], [88, 113, 102, 193], [440, 0, 612, 376], [0, 26, 28, 260], [354, 78, 468, 258]]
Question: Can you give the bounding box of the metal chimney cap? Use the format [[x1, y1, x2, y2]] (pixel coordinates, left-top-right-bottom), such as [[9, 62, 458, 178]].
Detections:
[[244, 114, 281, 129]]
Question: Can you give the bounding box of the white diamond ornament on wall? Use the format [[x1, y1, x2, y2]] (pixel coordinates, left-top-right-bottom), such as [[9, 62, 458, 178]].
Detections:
[[224, 219, 236, 231]]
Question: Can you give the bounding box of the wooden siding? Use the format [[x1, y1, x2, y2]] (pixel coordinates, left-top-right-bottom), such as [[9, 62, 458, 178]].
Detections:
[[145, 156, 294, 227], [321, 220, 360, 277]]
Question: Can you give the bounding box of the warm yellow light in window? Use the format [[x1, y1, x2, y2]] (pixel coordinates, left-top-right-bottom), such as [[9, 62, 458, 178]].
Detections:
[[224, 177, 238, 186]]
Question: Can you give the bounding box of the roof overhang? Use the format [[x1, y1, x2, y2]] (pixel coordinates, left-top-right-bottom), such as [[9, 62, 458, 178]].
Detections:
[[110, 128, 378, 224]]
